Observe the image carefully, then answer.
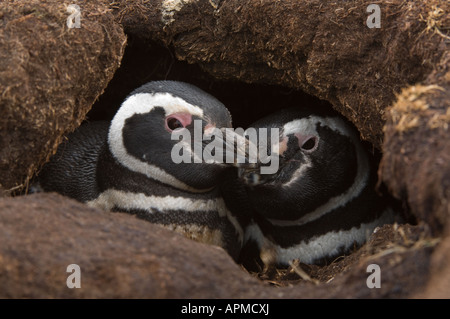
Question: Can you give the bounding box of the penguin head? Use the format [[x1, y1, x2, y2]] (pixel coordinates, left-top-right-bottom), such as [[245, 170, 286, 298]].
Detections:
[[238, 107, 369, 221], [108, 81, 235, 192]]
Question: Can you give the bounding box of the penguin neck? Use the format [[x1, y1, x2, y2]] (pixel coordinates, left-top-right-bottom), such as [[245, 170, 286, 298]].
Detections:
[[245, 173, 393, 266], [96, 146, 220, 199]]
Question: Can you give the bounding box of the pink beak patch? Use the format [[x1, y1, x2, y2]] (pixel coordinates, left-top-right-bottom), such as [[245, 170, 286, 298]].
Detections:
[[278, 136, 289, 155], [165, 112, 192, 132]]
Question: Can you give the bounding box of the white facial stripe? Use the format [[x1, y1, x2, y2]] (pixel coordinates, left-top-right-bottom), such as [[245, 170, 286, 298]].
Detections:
[[108, 92, 205, 192], [250, 209, 396, 265], [283, 115, 357, 140], [282, 157, 312, 187], [114, 92, 204, 119], [87, 190, 244, 244], [283, 117, 318, 137], [270, 115, 369, 225]]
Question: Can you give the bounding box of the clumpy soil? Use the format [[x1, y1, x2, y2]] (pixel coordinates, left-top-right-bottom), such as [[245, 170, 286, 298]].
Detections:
[[0, 0, 126, 191]]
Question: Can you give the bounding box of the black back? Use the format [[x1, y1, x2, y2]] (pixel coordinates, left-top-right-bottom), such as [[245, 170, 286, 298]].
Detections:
[[38, 121, 109, 202]]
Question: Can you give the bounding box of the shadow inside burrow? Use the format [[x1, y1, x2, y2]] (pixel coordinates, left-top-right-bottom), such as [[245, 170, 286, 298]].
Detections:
[[87, 35, 332, 130]]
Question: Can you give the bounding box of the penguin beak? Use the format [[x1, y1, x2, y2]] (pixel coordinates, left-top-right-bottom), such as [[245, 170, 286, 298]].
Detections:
[[238, 165, 280, 186], [238, 166, 263, 185], [220, 128, 259, 168], [199, 126, 259, 168], [236, 134, 287, 186]]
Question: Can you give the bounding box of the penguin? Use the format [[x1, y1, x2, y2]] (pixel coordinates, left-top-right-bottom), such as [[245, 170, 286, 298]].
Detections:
[[37, 80, 245, 259], [234, 107, 400, 268]]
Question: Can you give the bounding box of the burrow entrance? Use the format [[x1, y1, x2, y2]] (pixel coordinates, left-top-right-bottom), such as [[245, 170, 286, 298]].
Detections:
[[87, 36, 414, 286]]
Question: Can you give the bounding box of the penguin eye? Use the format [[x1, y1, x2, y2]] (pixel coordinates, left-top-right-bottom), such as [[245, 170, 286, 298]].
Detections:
[[166, 117, 184, 131], [301, 137, 318, 152]]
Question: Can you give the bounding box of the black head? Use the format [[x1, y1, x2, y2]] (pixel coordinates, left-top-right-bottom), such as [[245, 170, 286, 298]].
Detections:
[[238, 107, 370, 221], [108, 81, 235, 192]]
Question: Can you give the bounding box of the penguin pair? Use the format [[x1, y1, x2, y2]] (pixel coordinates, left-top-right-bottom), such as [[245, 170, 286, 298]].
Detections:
[[233, 107, 400, 268], [37, 81, 246, 260], [38, 80, 398, 266]]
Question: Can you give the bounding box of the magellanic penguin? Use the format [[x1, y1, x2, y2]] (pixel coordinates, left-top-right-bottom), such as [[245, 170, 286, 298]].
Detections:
[[37, 81, 245, 260], [234, 107, 401, 268]]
